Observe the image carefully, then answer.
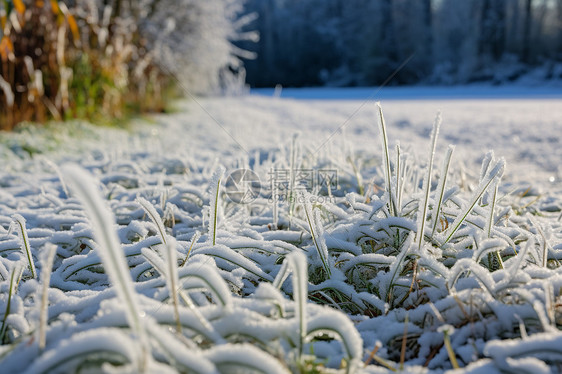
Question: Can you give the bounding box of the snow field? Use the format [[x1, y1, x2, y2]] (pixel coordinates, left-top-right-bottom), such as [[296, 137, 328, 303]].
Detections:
[[0, 93, 561, 372]]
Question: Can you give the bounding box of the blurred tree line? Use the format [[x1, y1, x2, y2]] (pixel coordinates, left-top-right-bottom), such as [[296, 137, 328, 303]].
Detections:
[[240, 0, 562, 87]]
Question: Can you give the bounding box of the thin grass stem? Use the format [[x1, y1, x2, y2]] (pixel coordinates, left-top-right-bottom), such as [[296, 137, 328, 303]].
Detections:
[[431, 145, 454, 238], [416, 113, 441, 253], [376, 103, 397, 216], [209, 167, 225, 246], [11, 214, 36, 278]]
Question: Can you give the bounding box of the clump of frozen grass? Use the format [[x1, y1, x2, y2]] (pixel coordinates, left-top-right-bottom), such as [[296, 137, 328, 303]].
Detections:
[[439, 157, 505, 245], [0, 264, 23, 343], [273, 251, 363, 372]]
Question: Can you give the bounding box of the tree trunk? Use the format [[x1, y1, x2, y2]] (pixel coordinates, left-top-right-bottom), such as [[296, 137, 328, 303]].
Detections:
[[522, 0, 533, 63], [478, 0, 506, 61], [380, 0, 398, 72], [558, 0, 562, 57], [421, 0, 433, 74], [492, 0, 506, 60]]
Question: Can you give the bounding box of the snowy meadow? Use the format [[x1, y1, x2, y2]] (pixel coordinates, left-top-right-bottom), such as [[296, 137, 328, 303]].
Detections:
[[1, 90, 562, 373]]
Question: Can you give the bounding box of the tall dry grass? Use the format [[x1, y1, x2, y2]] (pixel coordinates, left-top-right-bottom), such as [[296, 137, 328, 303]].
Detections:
[[0, 0, 172, 131]]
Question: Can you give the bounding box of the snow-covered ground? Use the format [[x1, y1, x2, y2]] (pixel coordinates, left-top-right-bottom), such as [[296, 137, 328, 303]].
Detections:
[[252, 85, 562, 100], [205, 92, 562, 186], [1, 88, 562, 373]]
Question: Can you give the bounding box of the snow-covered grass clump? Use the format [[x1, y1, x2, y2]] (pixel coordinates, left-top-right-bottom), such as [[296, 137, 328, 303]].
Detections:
[[0, 97, 561, 373]]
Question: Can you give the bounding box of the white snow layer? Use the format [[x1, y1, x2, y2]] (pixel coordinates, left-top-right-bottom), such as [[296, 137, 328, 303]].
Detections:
[[0, 89, 562, 373]]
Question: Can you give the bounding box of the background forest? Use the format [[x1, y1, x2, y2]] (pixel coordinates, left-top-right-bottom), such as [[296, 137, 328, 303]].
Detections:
[[240, 0, 562, 87]]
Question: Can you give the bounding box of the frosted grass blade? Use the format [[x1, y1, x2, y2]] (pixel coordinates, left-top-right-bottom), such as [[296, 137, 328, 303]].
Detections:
[[180, 231, 201, 267], [11, 214, 36, 278], [395, 142, 401, 211], [40, 157, 70, 198], [383, 232, 413, 303], [441, 159, 505, 245], [141, 247, 166, 276], [431, 145, 454, 238], [136, 197, 168, 246], [528, 214, 550, 268], [179, 263, 233, 309], [205, 344, 290, 374], [376, 103, 397, 216], [38, 244, 57, 350], [305, 310, 363, 373], [61, 165, 148, 367], [23, 328, 146, 374], [208, 166, 225, 246], [137, 197, 181, 331], [301, 193, 331, 277], [289, 133, 300, 222], [145, 320, 217, 373], [283, 251, 308, 361], [448, 258, 496, 296], [479, 151, 494, 204], [485, 183, 504, 269], [416, 113, 441, 252], [272, 257, 291, 289]]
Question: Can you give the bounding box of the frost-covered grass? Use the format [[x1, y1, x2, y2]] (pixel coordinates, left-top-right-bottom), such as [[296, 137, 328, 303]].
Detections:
[[0, 94, 562, 373]]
